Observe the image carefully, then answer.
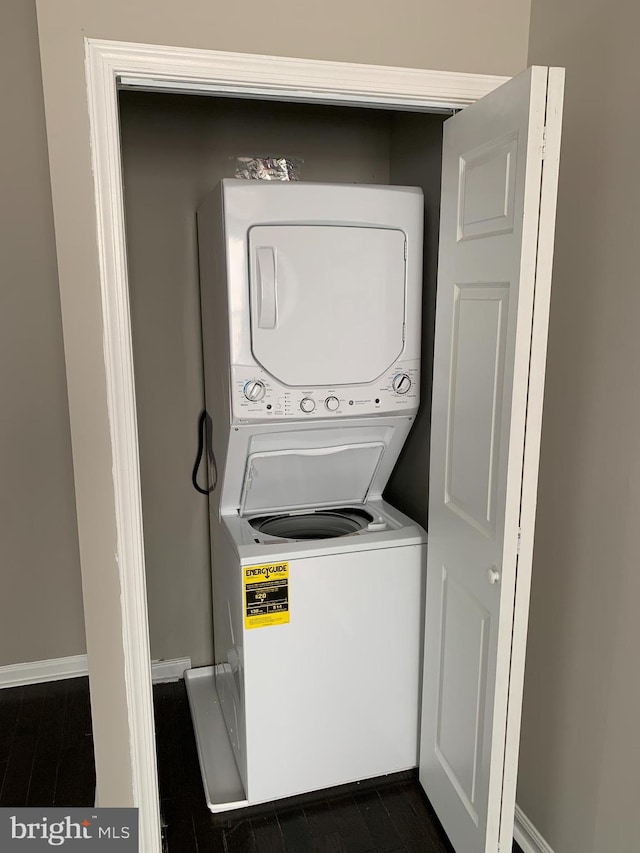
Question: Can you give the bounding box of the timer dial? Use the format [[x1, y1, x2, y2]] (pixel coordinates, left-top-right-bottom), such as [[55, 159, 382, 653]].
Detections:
[[392, 374, 412, 395], [325, 396, 340, 411], [300, 397, 316, 413], [243, 380, 266, 402]]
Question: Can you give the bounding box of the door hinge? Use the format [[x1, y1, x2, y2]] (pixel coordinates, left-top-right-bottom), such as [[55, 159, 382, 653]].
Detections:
[[517, 528, 522, 555], [541, 126, 548, 160]]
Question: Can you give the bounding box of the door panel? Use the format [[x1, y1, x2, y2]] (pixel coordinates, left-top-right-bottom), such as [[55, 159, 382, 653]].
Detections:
[[445, 283, 509, 537], [434, 565, 490, 827], [420, 66, 561, 853], [457, 132, 518, 241]]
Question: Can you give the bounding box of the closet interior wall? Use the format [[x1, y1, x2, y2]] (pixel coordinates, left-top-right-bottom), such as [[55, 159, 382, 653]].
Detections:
[[119, 90, 444, 667]]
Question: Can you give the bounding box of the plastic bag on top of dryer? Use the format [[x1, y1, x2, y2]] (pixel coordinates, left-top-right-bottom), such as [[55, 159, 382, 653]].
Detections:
[[235, 156, 303, 181]]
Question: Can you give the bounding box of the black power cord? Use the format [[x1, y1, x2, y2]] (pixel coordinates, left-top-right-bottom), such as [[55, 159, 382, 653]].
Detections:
[[192, 410, 217, 495]]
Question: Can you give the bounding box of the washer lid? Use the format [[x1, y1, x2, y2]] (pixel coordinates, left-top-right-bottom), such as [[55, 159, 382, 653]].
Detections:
[[248, 225, 406, 387], [239, 442, 385, 515]]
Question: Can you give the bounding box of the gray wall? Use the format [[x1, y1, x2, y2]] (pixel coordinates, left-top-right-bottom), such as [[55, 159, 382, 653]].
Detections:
[[518, 2, 640, 850], [33, 0, 531, 806], [0, 0, 85, 668], [386, 113, 446, 526]]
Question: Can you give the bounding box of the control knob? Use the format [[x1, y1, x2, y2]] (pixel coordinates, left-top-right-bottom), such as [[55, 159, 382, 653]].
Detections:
[[392, 373, 412, 395], [243, 380, 266, 402], [300, 397, 316, 413], [325, 396, 340, 412]]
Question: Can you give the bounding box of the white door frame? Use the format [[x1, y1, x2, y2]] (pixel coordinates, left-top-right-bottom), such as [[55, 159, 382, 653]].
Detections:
[[83, 38, 508, 852]]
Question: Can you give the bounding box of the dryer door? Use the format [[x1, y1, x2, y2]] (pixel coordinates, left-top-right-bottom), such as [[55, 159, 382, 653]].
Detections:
[[248, 225, 406, 387]]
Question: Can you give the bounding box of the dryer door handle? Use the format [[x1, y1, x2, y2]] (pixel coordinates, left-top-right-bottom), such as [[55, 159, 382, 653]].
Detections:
[[256, 246, 277, 329]]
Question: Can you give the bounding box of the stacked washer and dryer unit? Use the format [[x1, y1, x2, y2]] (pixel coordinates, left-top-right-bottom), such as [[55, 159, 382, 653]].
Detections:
[[185, 179, 427, 811]]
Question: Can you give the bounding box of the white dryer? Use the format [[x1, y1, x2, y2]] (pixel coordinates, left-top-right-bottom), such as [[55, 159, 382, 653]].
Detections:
[[186, 179, 427, 812]]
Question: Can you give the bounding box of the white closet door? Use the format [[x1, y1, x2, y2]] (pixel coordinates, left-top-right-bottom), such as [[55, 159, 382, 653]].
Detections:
[[419, 66, 564, 853]]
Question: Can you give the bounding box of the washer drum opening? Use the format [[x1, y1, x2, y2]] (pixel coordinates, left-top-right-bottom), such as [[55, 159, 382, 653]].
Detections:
[[249, 507, 373, 540]]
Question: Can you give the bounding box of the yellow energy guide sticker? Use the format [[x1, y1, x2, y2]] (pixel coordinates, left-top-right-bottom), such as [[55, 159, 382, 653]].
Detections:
[[244, 562, 289, 629]]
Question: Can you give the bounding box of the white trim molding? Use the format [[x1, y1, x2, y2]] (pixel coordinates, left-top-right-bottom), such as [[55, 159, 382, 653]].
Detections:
[[0, 655, 88, 688], [83, 37, 508, 853], [85, 40, 162, 853], [0, 656, 192, 689], [97, 39, 508, 111], [514, 805, 556, 853], [149, 657, 192, 684]]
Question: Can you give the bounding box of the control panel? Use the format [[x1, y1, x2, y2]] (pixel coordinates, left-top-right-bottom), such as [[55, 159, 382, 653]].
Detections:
[[231, 361, 420, 421]]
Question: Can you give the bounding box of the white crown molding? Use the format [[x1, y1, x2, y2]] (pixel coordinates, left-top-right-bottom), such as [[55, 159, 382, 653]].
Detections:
[[83, 37, 510, 853], [514, 805, 556, 853], [92, 38, 508, 110], [0, 655, 192, 689]]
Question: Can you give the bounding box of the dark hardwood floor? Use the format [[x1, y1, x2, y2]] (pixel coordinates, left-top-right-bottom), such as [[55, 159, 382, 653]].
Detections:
[[155, 681, 457, 853], [0, 677, 524, 853], [0, 677, 95, 807]]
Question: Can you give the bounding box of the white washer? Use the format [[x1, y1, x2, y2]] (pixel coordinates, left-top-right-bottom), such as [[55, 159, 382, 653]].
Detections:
[[190, 497, 426, 810], [186, 180, 427, 812]]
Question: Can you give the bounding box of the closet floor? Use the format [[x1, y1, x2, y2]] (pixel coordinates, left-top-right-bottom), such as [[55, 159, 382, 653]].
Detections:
[[0, 677, 524, 853]]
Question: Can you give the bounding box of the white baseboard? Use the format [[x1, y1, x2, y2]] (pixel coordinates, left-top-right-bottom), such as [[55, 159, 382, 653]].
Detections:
[[0, 654, 89, 687], [149, 657, 192, 683], [514, 805, 556, 853], [0, 654, 192, 688]]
